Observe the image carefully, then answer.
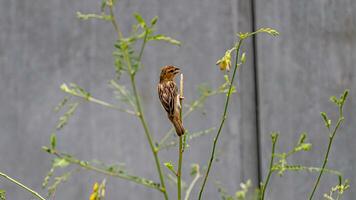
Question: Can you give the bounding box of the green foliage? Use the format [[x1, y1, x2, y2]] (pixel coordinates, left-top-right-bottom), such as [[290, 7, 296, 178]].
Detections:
[[56, 101, 79, 130], [324, 179, 350, 200], [164, 162, 177, 175], [35, 0, 351, 200], [0, 190, 5, 200]]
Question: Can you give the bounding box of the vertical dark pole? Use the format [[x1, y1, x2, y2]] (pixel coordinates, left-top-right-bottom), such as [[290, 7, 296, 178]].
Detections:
[[250, 0, 263, 186]]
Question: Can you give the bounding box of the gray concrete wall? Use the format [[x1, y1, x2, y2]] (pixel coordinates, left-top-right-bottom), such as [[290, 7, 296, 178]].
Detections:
[[0, 0, 355, 199]]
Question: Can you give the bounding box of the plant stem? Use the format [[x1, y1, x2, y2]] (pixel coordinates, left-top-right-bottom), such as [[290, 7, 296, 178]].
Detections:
[[177, 74, 184, 200], [48, 150, 162, 191], [184, 165, 201, 200], [178, 136, 183, 200], [131, 75, 169, 200], [198, 39, 243, 200], [0, 171, 46, 200], [108, 5, 169, 199], [261, 134, 278, 200], [309, 117, 344, 200]]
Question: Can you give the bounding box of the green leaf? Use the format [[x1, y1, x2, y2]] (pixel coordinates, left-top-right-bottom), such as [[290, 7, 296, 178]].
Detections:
[[321, 112, 331, 129], [190, 164, 199, 176], [50, 133, 56, 150], [149, 34, 181, 46], [329, 96, 339, 105], [76, 12, 111, 21], [257, 28, 279, 36], [240, 52, 246, 64], [56, 102, 79, 130], [340, 89, 349, 104], [54, 97, 68, 113], [298, 132, 307, 144], [53, 158, 70, 168], [164, 161, 176, 174], [100, 0, 107, 12], [164, 162, 174, 170], [0, 190, 5, 200], [294, 143, 312, 152], [133, 12, 146, 28], [150, 16, 158, 26], [271, 132, 279, 143]]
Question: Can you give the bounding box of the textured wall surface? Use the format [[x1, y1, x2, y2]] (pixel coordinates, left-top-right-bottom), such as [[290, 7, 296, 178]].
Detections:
[[255, 0, 356, 199], [0, 0, 355, 199], [0, 0, 258, 199]]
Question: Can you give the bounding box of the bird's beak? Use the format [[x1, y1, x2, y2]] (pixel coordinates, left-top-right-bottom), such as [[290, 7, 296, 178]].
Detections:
[[173, 67, 181, 75]]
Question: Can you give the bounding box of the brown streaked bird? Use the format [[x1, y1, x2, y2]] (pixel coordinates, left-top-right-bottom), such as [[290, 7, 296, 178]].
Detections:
[[158, 65, 185, 136]]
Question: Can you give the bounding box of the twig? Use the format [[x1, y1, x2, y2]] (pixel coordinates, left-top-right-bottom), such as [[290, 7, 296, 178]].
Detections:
[[261, 133, 278, 200], [108, 4, 169, 199], [0, 171, 46, 200], [45, 149, 163, 192], [198, 39, 243, 200], [159, 127, 216, 150], [184, 165, 201, 200], [309, 118, 344, 199], [177, 74, 184, 200]]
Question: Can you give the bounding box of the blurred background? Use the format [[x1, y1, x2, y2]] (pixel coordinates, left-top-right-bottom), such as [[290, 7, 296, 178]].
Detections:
[[0, 0, 355, 199]]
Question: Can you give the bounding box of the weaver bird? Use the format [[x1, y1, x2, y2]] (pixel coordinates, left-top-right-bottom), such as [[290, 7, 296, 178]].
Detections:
[[158, 65, 185, 136]]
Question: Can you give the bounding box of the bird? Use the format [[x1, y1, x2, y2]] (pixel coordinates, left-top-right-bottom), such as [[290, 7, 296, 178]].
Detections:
[[158, 65, 185, 136]]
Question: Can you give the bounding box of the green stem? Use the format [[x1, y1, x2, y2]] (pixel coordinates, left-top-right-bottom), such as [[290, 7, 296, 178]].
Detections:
[[261, 135, 278, 200], [184, 166, 201, 200], [177, 74, 184, 200], [309, 117, 344, 200], [49, 150, 162, 191], [138, 30, 149, 62], [178, 136, 183, 200], [198, 39, 243, 200], [108, 5, 169, 199], [130, 75, 169, 200], [0, 171, 46, 200]]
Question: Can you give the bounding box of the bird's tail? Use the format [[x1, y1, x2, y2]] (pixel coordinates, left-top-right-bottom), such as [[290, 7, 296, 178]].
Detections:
[[169, 116, 185, 136]]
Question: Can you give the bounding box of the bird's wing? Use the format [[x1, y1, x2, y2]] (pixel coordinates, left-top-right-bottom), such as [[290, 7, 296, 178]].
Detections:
[[158, 81, 177, 116]]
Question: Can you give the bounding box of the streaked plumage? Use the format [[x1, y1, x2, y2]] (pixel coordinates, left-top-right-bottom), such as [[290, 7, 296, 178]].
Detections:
[[158, 66, 185, 136]]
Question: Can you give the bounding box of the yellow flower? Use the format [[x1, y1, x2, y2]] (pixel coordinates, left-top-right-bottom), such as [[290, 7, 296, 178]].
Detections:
[[216, 49, 232, 71], [93, 182, 99, 192], [89, 182, 99, 200]]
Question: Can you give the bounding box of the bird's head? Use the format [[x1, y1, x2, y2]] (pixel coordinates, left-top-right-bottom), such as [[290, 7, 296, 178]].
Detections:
[[160, 65, 181, 82]]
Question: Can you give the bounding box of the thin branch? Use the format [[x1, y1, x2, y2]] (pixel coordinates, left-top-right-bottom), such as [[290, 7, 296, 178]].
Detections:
[[177, 74, 184, 200], [159, 127, 216, 150], [309, 118, 344, 199], [261, 134, 278, 200], [44, 149, 163, 192], [198, 39, 243, 200], [0, 171, 46, 200], [184, 165, 201, 200], [108, 4, 169, 199]]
